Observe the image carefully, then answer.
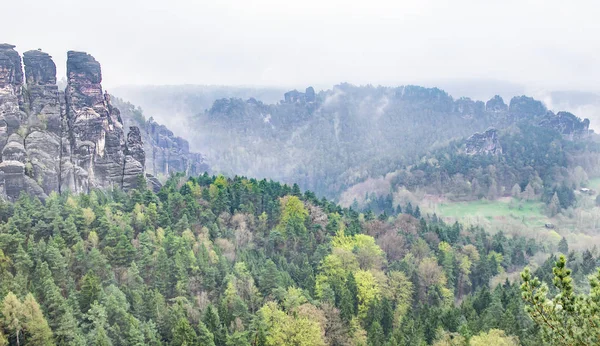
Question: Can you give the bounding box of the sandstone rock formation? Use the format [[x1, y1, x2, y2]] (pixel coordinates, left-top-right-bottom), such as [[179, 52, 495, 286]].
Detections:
[[115, 99, 209, 180], [0, 44, 153, 200], [539, 111, 590, 140], [465, 128, 502, 155], [143, 119, 208, 178]]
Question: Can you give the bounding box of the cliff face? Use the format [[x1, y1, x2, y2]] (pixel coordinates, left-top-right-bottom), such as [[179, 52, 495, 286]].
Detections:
[[538, 111, 590, 140], [114, 99, 209, 180], [465, 128, 503, 156], [0, 44, 153, 200], [143, 119, 208, 177]]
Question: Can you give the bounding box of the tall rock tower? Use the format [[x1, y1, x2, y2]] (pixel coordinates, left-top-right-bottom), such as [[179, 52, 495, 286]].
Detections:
[[0, 44, 147, 200]]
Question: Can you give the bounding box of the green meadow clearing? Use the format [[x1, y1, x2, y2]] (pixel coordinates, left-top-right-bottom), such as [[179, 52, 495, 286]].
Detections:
[[432, 198, 550, 227]]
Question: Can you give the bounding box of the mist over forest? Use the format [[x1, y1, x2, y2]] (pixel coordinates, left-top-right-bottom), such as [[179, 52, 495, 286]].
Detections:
[[113, 81, 600, 198], [1, 0, 600, 345]]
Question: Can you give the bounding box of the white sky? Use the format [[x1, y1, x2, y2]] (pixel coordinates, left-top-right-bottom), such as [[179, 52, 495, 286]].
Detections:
[[4, 0, 600, 91]]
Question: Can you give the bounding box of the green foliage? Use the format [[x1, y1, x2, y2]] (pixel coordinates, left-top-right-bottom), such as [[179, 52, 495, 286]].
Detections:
[[0, 174, 560, 345], [521, 255, 600, 345]]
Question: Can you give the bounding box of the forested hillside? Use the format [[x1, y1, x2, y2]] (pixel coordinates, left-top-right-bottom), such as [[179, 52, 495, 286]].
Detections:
[[351, 120, 600, 211], [0, 173, 597, 345], [190, 84, 504, 198], [135, 83, 592, 205]]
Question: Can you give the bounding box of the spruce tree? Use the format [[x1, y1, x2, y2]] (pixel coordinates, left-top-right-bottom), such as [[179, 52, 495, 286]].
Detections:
[[557, 237, 569, 255], [171, 318, 197, 346], [197, 321, 216, 346]]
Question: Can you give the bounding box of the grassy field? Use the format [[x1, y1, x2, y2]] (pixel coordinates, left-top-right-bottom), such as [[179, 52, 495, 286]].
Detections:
[[432, 198, 550, 227], [425, 189, 600, 251]]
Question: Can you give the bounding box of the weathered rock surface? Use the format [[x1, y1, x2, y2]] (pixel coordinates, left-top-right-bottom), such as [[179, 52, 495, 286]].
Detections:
[[104, 98, 208, 181], [465, 128, 502, 155], [0, 44, 155, 200], [143, 119, 208, 177], [539, 111, 590, 140], [0, 44, 25, 109]]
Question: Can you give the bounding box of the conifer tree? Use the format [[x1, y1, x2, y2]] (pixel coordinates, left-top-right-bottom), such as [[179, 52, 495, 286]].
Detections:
[[197, 321, 216, 346], [171, 318, 197, 346], [521, 255, 600, 345], [557, 237, 569, 255], [2, 292, 23, 346], [21, 293, 53, 346]]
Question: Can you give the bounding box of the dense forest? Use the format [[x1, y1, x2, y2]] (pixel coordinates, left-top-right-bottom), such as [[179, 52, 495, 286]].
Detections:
[[356, 120, 600, 214], [190, 84, 504, 198], [0, 173, 598, 345]]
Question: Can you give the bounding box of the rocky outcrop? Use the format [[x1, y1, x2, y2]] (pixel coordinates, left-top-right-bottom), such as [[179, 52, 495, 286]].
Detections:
[[509, 96, 547, 117], [283, 87, 317, 104], [143, 119, 208, 177], [539, 111, 590, 140], [0, 44, 25, 108], [0, 44, 152, 200], [465, 128, 502, 155], [485, 95, 508, 112], [114, 98, 209, 179], [22, 50, 63, 195], [65, 51, 126, 191]]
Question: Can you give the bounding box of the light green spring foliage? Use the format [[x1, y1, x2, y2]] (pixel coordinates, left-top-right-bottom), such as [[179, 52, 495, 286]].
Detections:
[[1, 292, 53, 346], [433, 329, 518, 346], [256, 301, 326, 346], [469, 329, 519, 346], [521, 255, 600, 345], [0, 174, 565, 345], [277, 195, 309, 237]]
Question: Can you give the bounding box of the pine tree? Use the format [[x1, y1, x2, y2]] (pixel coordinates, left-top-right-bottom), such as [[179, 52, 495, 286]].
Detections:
[[368, 321, 385, 346], [414, 206, 421, 218], [203, 305, 226, 346], [339, 287, 354, 322], [85, 303, 112, 346], [34, 263, 80, 345], [557, 237, 569, 255], [2, 292, 23, 346], [511, 184, 521, 199], [521, 255, 600, 345], [21, 293, 53, 346], [171, 318, 197, 346], [110, 233, 136, 267], [79, 273, 103, 313], [346, 272, 359, 315], [197, 321, 216, 346], [62, 216, 81, 246], [380, 298, 394, 337], [405, 203, 413, 216], [259, 260, 281, 296], [548, 192, 560, 216], [524, 183, 535, 201]]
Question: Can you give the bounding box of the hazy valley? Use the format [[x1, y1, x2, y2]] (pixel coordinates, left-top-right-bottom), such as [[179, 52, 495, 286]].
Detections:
[[1, 1, 600, 344]]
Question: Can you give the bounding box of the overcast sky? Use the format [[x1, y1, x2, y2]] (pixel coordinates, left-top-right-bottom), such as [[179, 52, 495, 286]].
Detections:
[[4, 0, 599, 91]]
